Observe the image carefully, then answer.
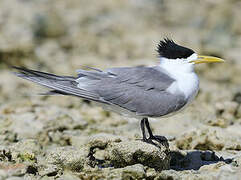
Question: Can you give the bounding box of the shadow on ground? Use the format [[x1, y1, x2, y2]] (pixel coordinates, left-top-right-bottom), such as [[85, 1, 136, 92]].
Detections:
[[170, 150, 232, 171]]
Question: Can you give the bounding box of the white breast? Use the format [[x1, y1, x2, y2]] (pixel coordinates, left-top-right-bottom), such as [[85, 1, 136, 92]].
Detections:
[[167, 72, 199, 103], [159, 55, 200, 104]]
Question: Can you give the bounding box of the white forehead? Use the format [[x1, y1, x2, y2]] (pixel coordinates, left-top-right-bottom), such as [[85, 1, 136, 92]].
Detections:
[[160, 53, 197, 64], [159, 53, 197, 73], [175, 53, 198, 63], [186, 53, 198, 61]]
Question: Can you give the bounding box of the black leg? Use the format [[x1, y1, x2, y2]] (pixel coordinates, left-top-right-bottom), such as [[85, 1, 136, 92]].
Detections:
[[144, 118, 154, 138], [140, 118, 147, 141], [140, 118, 168, 147], [140, 117, 154, 142]]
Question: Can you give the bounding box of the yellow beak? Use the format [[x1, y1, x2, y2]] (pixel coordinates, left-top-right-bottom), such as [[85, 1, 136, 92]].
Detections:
[[190, 55, 225, 64]]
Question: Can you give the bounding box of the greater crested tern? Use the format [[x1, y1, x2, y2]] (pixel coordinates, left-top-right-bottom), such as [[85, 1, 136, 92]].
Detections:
[[13, 38, 224, 144]]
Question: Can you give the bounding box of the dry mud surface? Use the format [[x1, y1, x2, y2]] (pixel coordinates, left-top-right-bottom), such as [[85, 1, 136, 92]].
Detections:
[[1, 0, 241, 179]]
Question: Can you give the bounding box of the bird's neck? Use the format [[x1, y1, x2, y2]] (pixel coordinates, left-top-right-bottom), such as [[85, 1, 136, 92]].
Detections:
[[159, 58, 199, 100], [159, 58, 195, 74]]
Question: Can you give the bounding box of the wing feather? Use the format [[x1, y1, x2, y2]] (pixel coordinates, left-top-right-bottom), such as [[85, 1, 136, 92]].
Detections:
[[77, 66, 187, 117], [14, 66, 187, 117]]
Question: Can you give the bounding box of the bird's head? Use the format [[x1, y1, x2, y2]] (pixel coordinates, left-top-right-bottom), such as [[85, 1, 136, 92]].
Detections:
[[157, 38, 224, 73]]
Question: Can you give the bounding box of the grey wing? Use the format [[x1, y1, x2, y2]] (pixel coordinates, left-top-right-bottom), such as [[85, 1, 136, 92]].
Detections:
[[76, 66, 187, 117]]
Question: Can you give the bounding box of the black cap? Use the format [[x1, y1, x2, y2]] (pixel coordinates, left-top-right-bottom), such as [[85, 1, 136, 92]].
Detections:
[[157, 38, 195, 59]]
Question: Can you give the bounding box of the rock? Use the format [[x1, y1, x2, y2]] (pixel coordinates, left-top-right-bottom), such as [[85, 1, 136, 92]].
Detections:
[[232, 155, 241, 167], [233, 92, 241, 104], [176, 127, 241, 151], [57, 172, 80, 180], [176, 127, 224, 150], [0, 146, 12, 162], [0, 169, 7, 179], [6, 177, 24, 180], [106, 140, 170, 171], [145, 167, 158, 179], [0, 0, 35, 67], [1, 0, 241, 179], [10, 139, 41, 163], [85, 133, 130, 168], [33, 12, 67, 38], [87, 133, 127, 148], [110, 164, 146, 180], [215, 101, 239, 125], [34, 40, 69, 72], [155, 170, 181, 180], [45, 146, 88, 172], [38, 112, 88, 146], [199, 161, 227, 171], [9, 112, 44, 139], [44, 113, 87, 132], [121, 164, 145, 179], [236, 105, 241, 119], [0, 162, 27, 177], [23, 174, 40, 180], [85, 133, 170, 171], [205, 100, 239, 128], [78, 164, 146, 180], [155, 169, 218, 180], [206, 118, 228, 128], [38, 164, 58, 177]]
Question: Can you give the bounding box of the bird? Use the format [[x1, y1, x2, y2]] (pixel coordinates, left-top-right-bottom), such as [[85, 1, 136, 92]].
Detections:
[[13, 38, 224, 145]]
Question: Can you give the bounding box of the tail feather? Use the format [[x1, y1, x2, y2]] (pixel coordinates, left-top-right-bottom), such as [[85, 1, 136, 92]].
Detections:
[[13, 66, 107, 103], [13, 66, 75, 81], [39, 90, 70, 96]]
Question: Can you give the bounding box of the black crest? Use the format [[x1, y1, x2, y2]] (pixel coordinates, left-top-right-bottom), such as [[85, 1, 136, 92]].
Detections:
[[157, 38, 195, 59]]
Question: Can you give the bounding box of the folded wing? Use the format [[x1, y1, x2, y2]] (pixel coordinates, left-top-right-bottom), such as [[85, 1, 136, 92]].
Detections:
[[14, 66, 187, 117], [76, 66, 187, 117]]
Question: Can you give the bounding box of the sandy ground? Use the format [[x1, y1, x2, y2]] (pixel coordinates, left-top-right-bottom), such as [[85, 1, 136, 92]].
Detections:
[[1, 0, 241, 179]]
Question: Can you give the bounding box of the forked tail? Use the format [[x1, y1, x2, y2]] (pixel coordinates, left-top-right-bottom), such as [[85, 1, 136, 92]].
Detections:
[[12, 66, 105, 103]]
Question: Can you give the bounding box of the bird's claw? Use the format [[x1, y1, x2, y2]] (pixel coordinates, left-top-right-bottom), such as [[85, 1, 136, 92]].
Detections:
[[140, 118, 168, 147]]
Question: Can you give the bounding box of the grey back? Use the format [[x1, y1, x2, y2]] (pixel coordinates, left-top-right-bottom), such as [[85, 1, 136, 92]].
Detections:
[[77, 66, 187, 117]]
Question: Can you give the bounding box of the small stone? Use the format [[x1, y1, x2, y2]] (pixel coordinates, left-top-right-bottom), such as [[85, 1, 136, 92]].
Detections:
[[0, 169, 7, 179], [236, 105, 241, 118], [33, 12, 67, 38], [199, 161, 226, 171], [155, 170, 180, 180], [44, 113, 87, 132], [0, 162, 27, 177], [10, 139, 41, 163], [110, 164, 146, 180], [6, 177, 24, 180], [232, 155, 241, 167], [38, 164, 58, 177], [87, 133, 127, 148], [9, 113, 43, 139], [57, 171, 80, 180], [45, 146, 88, 171], [177, 126, 241, 152], [146, 167, 158, 179], [176, 127, 225, 150], [206, 117, 228, 128], [215, 101, 239, 124], [233, 92, 241, 104]]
